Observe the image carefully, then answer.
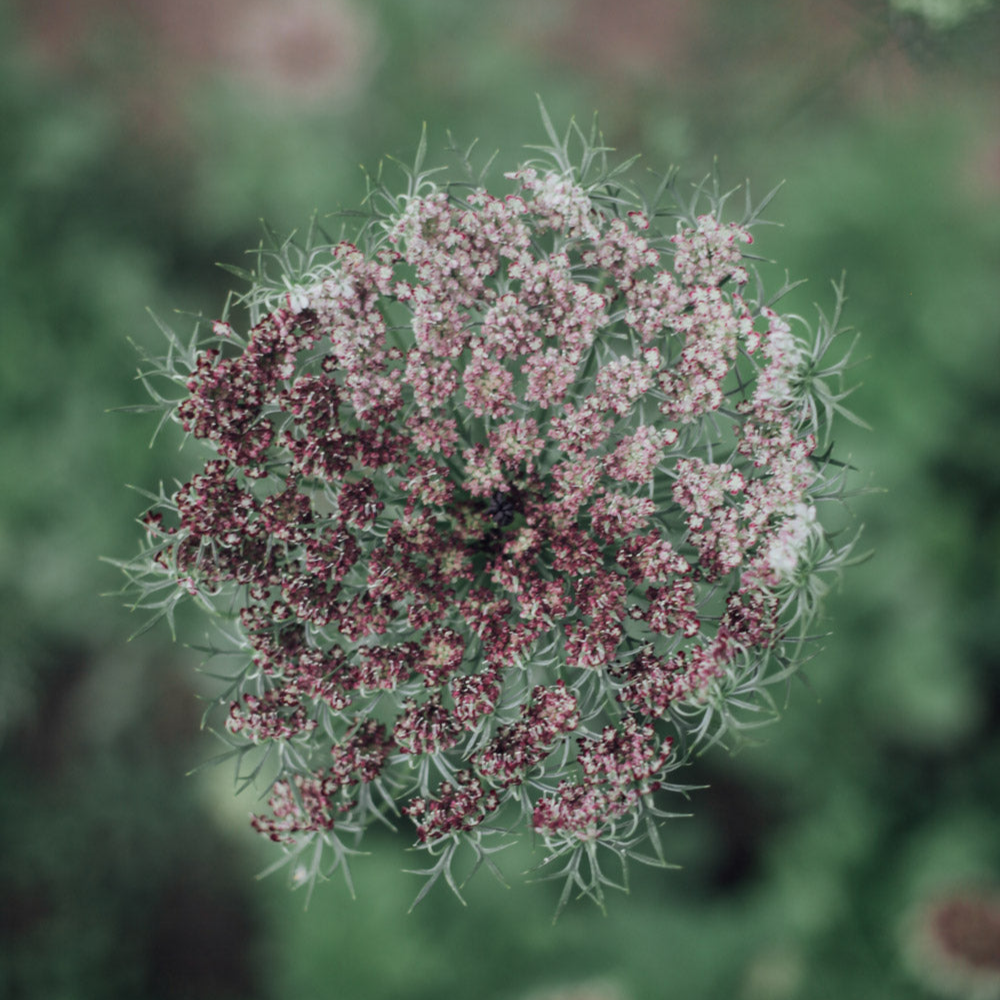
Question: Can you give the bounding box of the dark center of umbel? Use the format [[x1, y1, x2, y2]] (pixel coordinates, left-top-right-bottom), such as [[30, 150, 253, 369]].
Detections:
[[486, 488, 517, 527]]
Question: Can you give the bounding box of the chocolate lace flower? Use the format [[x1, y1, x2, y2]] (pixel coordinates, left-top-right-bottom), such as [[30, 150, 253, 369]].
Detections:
[[118, 110, 866, 911]]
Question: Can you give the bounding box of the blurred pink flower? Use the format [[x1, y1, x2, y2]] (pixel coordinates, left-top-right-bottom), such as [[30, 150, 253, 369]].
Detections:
[[903, 887, 1000, 999]]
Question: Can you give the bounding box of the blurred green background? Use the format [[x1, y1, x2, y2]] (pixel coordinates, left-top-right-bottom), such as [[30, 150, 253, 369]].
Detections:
[[2, 0, 999, 997]]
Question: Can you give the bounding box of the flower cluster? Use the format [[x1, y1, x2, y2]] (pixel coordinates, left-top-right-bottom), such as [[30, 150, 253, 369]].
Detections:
[[120, 113, 865, 910]]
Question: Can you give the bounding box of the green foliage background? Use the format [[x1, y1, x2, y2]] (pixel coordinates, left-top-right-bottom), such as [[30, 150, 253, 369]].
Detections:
[[1, 0, 998, 997]]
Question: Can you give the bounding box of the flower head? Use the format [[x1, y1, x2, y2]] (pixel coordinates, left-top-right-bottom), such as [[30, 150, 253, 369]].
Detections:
[[119, 110, 866, 912]]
